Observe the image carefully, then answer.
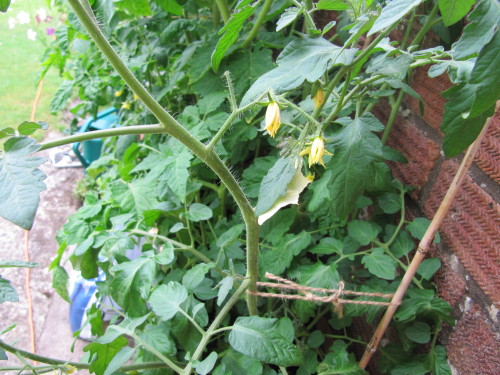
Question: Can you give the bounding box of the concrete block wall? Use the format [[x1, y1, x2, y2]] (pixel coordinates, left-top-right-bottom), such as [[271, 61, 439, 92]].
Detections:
[[373, 64, 500, 375]]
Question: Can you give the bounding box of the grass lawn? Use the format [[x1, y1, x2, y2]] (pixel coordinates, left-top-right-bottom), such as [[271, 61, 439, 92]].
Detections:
[[0, 0, 66, 138]]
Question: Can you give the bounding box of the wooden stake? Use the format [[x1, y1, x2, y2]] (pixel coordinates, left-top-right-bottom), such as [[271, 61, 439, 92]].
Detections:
[[358, 104, 497, 369]]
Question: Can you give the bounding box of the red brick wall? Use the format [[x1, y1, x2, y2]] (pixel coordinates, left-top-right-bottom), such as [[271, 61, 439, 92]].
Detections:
[[375, 65, 500, 375]]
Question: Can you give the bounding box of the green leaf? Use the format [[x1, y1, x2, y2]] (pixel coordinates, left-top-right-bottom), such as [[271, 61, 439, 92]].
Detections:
[[389, 230, 415, 258], [187, 203, 213, 222], [318, 340, 365, 375], [297, 262, 341, 289], [241, 37, 358, 105], [439, 0, 475, 26], [216, 276, 234, 306], [369, 0, 424, 36], [307, 330, 325, 348], [417, 258, 441, 280], [441, 85, 495, 157], [348, 220, 382, 246], [431, 345, 452, 375], [52, 266, 70, 303], [394, 289, 453, 324], [182, 263, 213, 290], [155, 243, 175, 265], [0, 137, 46, 229], [84, 337, 128, 375], [378, 192, 401, 214], [361, 248, 397, 280], [229, 316, 303, 366], [407, 218, 440, 243], [217, 224, 245, 248], [260, 231, 311, 275], [110, 253, 156, 317], [195, 352, 218, 375], [467, 31, 500, 118], [404, 322, 431, 344], [326, 115, 384, 218], [212, 3, 258, 72], [161, 150, 193, 203], [0, 127, 14, 139], [50, 80, 74, 113], [260, 207, 296, 245], [310, 237, 343, 255], [0, 347, 7, 360], [139, 323, 177, 356], [0, 0, 11, 13], [198, 92, 227, 115], [17, 121, 48, 136], [153, 0, 182, 15], [149, 281, 188, 321], [111, 178, 158, 215], [74, 235, 94, 256], [0, 260, 37, 268], [255, 158, 296, 216], [115, 0, 151, 16], [276, 7, 302, 31], [242, 156, 278, 198], [316, 0, 349, 11], [0, 277, 18, 303], [452, 0, 499, 60], [103, 346, 135, 375]]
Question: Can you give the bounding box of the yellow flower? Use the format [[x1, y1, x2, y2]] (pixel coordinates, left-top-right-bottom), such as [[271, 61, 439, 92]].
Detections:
[[300, 137, 333, 167], [65, 365, 77, 374], [121, 102, 131, 110], [114, 90, 123, 97], [133, 93, 139, 101], [313, 89, 324, 109], [265, 101, 281, 137]]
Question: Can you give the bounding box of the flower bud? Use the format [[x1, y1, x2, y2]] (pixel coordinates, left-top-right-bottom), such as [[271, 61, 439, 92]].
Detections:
[[309, 137, 325, 167], [265, 102, 281, 137], [313, 89, 324, 109], [114, 90, 123, 97]]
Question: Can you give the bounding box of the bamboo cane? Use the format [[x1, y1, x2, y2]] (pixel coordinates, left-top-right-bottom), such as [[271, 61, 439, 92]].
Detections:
[[358, 104, 498, 369]]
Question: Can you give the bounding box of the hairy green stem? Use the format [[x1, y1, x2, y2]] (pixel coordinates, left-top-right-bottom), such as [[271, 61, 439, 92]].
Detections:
[[208, 101, 259, 149], [242, 0, 274, 48], [132, 229, 227, 278], [38, 124, 163, 151], [68, 0, 259, 314], [380, 90, 404, 144], [411, 2, 440, 48], [183, 279, 251, 374], [0, 339, 167, 372], [215, 0, 230, 23], [130, 333, 184, 374]]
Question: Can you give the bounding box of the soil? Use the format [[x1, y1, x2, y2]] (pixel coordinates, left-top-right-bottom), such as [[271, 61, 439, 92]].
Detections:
[[0, 131, 87, 372]]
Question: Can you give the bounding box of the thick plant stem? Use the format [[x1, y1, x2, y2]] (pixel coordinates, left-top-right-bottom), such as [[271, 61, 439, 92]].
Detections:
[[68, 0, 259, 314], [0, 339, 168, 372], [215, 0, 230, 23], [38, 124, 164, 151], [358, 110, 495, 369], [242, 0, 274, 47], [380, 90, 405, 144], [183, 279, 251, 374]]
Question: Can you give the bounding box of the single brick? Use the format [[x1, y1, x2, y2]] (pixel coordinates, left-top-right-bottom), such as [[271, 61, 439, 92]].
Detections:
[[475, 113, 500, 184], [445, 303, 500, 375], [431, 251, 467, 308], [406, 66, 452, 132], [372, 104, 440, 197], [423, 160, 500, 307]]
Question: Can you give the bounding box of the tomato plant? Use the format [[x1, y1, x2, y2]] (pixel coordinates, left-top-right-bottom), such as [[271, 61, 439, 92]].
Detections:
[[1, 0, 498, 374]]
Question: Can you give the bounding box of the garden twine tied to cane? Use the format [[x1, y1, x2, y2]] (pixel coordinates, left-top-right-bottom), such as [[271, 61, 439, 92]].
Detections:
[[247, 273, 397, 315]]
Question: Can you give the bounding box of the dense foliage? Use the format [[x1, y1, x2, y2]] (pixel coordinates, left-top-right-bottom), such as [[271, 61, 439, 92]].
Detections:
[[1, 0, 498, 374]]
